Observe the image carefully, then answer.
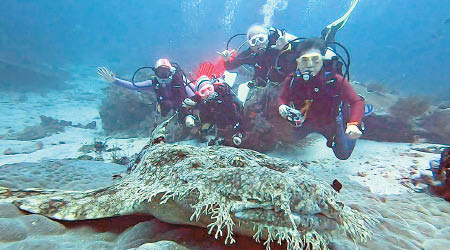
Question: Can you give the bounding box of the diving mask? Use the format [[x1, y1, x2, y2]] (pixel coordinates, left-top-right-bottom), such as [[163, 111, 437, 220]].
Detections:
[[296, 52, 324, 78], [155, 66, 171, 79], [155, 66, 173, 85], [198, 84, 216, 100], [248, 34, 268, 47]]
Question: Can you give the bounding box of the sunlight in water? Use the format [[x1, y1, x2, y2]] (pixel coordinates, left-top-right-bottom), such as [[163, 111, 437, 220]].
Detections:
[[222, 0, 242, 32], [261, 0, 289, 26], [181, 0, 206, 32]]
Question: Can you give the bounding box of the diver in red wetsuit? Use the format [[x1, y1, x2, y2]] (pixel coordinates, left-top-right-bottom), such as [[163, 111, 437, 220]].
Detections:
[[182, 61, 243, 146], [219, 0, 360, 88], [98, 59, 194, 117], [278, 38, 365, 160], [219, 24, 297, 87]]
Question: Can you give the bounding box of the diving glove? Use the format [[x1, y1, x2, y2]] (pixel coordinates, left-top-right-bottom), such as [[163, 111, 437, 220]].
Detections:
[[217, 49, 235, 62], [345, 124, 362, 139], [97, 67, 116, 83], [185, 115, 196, 128], [274, 34, 288, 50]]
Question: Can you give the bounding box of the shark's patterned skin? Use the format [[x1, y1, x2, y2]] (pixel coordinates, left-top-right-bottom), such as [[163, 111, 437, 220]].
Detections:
[[0, 144, 376, 249], [0, 117, 376, 250]]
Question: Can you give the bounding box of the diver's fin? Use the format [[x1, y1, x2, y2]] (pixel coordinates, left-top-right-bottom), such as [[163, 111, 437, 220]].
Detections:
[[194, 62, 217, 80], [0, 186, 139, 221], [364, 103, 374, 117], [322, 0, 359, 42]]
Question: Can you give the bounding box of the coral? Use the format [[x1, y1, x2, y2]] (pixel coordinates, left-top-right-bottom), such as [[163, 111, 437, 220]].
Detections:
[[99, 86, 187, 141], [418, 109, 450, 144], [1, 144, 376, 250], [239, 83, 298, 151], [389, 96, 430, 123], [99, 85, 157, 137], [361, 115, 416, 142]]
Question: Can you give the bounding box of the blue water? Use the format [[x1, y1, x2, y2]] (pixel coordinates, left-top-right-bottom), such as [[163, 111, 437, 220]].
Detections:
[[0, 0, 449, 96]]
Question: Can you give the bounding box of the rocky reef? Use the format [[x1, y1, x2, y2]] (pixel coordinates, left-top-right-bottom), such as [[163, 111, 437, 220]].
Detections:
[[356, 86, 450, 144], [238, 83, 298, 151], [1, 142, 376, 249], [99, 85, 158, 137], [99, 78, 449, 150], [1, 115, 96, 141], [99, 85, 187, 142]]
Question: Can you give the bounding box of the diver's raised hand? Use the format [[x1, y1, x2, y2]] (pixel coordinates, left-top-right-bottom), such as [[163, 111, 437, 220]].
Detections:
[[274, 34, 288, 50], [185, 115, 196, 128], [97, 67, 116, 83], [217, 49, 236, 62], [345, 124, 362, 139], [278, 104, 291, 119]]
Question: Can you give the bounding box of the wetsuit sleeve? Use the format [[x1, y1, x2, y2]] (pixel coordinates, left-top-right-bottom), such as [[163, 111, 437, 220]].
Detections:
[[278, 76, 293, 106], [225, 48, 255, 70], [113, 78, 154, 90], [338, 75, 365, 124]]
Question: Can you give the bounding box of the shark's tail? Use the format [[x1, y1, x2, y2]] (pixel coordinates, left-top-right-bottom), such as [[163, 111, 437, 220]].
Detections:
[[0, 185, 139, 221]]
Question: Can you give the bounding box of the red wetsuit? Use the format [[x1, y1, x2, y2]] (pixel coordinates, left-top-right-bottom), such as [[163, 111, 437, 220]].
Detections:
[[278, 69, 364, 127], [190, 80, 242, 130], [224, 27, 296, 84], [188, 61, 243, 130]]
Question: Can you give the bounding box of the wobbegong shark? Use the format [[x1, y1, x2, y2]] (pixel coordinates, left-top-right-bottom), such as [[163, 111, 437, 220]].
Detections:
[[0, 114, 376, 250]]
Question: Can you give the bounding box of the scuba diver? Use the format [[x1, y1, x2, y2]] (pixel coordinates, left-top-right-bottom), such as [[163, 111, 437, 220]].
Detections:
[[182, 61, 244, 146], [97, 59, 195, 117], [428, 147, 450, 201], [278, 38, 365, 160], [219, 0, 360, 88], [219, 24, 297, 88]]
